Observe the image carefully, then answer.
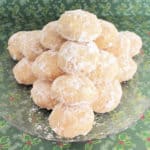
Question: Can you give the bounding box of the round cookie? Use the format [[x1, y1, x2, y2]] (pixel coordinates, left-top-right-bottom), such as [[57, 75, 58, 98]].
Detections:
[[40, 21, 66, 51], [31, 80, 58, 110], [118, 56, 137, 82], [13, 58, 36, 85], [88, 50, 119, 85], [32, 50, 63, 81], [8, 31, 24, 61], [118, 32, 131, 56], [93, 80, 122, 113], [57, 9, 101, 42], [50, 75, 98, 105], [120, 31, 142, 57], [95, 19, 119, 50], [49, 103, 94, 138], [104, 32, 131, 57], [58, 41, 99, 75], [21, 30, 44, 61]]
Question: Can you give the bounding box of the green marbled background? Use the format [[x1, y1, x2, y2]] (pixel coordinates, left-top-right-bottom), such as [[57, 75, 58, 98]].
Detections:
[[0, 0, 150, 149]]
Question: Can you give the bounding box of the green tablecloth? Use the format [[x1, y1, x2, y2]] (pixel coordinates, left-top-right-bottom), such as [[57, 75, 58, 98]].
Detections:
[[0, 109, 150, 150], [0, 0, 150, 149]]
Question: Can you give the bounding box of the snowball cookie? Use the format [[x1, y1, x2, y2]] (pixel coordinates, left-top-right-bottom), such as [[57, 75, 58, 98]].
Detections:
[[104, 32, 131, 57], [49, 103, 94, 138], [31, 80, 58, 110], [93, 80, 122, 113], [117, 56, 137, 82], [50, 75, 98, 105], [40, 21, 66, 51], [13, 58, 36, 85], [95, 19, 119, 50], [87, 50, 119, 85], [21, 30, 44, 61], [32, 50, 63, 81], [120, 31, 142, 57], [8, 31, 24, 61], [58, 41, 99, 74], [117, 32, 130, 56], [57, 9, 101, 42]]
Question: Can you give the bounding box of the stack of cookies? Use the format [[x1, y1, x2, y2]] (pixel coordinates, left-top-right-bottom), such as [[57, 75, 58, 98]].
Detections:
[[8, 9, 142, 138]]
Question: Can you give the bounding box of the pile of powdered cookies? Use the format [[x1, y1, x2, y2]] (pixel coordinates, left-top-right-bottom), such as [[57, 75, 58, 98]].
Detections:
[[8, 9, 142, 138]]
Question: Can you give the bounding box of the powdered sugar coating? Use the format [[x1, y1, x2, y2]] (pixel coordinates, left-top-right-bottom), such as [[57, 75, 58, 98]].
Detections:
[[104, 32, 131, 57], [21, 30, 44, 61], [93, 80, 122, 113], [49, 103, 94, 138], [117, 56, 137, 82], [31, 80, 58, 110], [50, 74, 99, 105], [57, 9, 101, 42], [88, 50, 119, 85], [58, 41, 99, 74], [40, 21, 66, 51], [118, 32, 131, 56], [120, 31, 142, 57], [95, 19, 119, 50], [13, 58, 36, 85], [32, 50, 63, 81], [8, 31, 25, 60]]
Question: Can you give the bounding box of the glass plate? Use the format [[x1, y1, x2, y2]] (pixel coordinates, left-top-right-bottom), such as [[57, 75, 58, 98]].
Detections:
[[0, 0, 150, 142]]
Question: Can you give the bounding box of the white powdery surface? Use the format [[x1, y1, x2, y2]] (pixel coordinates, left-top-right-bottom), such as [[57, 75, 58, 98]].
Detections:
[[58, 41, 99, 74], [58, 9, 101, 42]]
